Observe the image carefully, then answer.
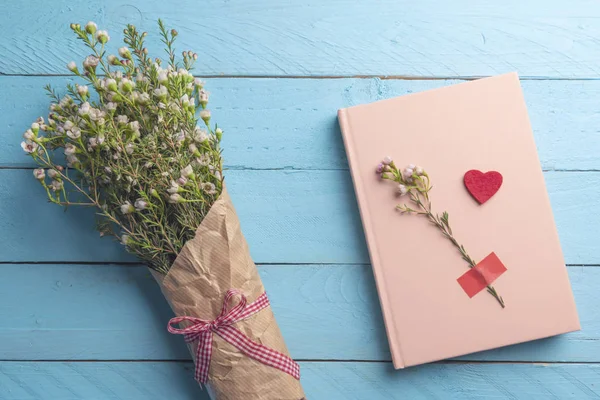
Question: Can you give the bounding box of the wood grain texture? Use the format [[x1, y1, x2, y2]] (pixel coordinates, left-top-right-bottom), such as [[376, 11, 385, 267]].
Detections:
[[1, 169, 598, 264], [2, 1, 600, 78], [3, 76, 600, 170], [1, 361, 600, 399], [0, 263, 596, 362]]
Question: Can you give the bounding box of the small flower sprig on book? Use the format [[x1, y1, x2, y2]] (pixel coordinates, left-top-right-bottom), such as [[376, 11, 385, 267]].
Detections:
[[376, 157, 505, 308]]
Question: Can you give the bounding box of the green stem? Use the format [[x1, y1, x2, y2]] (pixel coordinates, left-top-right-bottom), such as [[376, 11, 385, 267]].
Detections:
[[412, 194, 505, 308]]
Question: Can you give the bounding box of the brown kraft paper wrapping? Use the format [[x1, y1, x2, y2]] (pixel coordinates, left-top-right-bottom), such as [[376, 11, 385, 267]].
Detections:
[[152, 187, 306, 400]]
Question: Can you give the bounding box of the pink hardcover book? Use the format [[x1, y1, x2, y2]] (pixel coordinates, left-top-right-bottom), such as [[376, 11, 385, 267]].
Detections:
[[338, 73, 580, 369]]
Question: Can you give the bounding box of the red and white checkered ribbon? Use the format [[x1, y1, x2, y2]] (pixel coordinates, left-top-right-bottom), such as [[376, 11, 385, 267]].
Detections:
[[167, 289, 301, 385]]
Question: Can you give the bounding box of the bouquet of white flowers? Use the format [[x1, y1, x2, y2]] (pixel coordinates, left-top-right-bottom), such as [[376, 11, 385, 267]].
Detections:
[[21, 20, 305, 400]]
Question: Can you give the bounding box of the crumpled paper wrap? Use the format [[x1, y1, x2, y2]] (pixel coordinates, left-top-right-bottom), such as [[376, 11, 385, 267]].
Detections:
[[152, 187, 306, 400]]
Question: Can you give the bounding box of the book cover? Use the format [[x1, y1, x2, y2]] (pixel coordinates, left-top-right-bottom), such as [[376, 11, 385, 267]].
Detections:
[[338, 73, 580, 369]]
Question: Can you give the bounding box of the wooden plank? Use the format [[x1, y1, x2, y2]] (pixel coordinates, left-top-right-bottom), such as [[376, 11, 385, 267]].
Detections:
[[3, 77, 600, 170], [0, 263, 596, 362], [0, 169, 598, 265], [2, 1, 600, 78], [1, 361, 599, 399]]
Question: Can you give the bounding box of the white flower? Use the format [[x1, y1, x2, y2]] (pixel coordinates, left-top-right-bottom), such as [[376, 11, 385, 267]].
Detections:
[[105, 102, 117, 112], [129, 121, 140, 132], [33, 168, 45, 180], [199, 90, 209, 106], [77, 85, 88, 96], [193, 127, 209, 142], [85, 21, 97, 34], [21, 140, 38, 153], [107, 54, 118, 65], [79, 102, 91, 116], [63, 121, 74, 131], [120, 201, 135, 214], [180, 94, 190, 107], [201, 182, 217, 195], [173, 130, 185, 145], [180, 165, 194, 178], [120, 234, 130, 245], [67, 127, 81, 139], [153, 85, 168, 99], [177, 176, 188, 186], [66, 154, 79, 167], [415, 166, 424, 176], [30, 122, 40, 133], [50, 180, 63, 192], [188, 143, 199, 155], [125, 143, 134, 154], [167, 180, 181, 194], [195, 154, 210, 166], [95, 30, 110, 43], [23, 129, 35, 140], [194, 78, 204, 88], [407, 164, 415, 170], [158, 71, 168, 83], [64, 143, 77, 156], [137, 92, 150, 104], [118, 47, 131, 58], [382, 156, 393, 165], [168, 193, 184, 203], [119, 78, 133, 92], [397, 184, 408, 196], [48, 169, 59, 179], [83, 55, 100, 69], [199, 110, 211, 122], [403, 167, 414, 180], [67, 61, 78, 72], [116, 115, 129, 124], [134, 198, 147, 211], [106, 78, 117, 91]]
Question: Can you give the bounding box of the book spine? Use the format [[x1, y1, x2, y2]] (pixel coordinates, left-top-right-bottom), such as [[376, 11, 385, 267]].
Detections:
[[337, 108, 405, 369]]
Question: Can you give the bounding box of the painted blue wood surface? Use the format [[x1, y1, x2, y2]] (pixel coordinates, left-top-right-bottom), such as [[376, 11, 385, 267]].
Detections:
[[2, 1, 600, 398], [0, 263, 597, 363], [2, 1, 600, 78], [3, 77, 600, 170], [1, 362, 600, 400], [1, 169, 599, 264]]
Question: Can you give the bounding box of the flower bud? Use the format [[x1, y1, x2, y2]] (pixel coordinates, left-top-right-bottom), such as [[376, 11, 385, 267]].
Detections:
[[33, 168, 45, 181], [120, 202, 135, 214], [158, 71, 168, 84], [169, 193, 184, 203], [215, 127, 223, 141], [31, 123, 40, 134], [120, 234, 130, 245], [85, 21, 97, 34], [200, 110, 211, 123], [95, 30, 110, 44], [23, 129, 35, 140], [67, 61, 78, 73], [118, 47, 131, 59], [77, 84, 89, 98], [150, 188, 160, 199], [48, 169, 59, 179], [382, 156, 393, 165], [107, 54, 120, 65], [180, 165, 195, 179], [398, 184, 408, 196], [134, 198, 148, 211]]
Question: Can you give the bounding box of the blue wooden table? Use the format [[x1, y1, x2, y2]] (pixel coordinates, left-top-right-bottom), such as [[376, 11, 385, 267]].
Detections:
[[2, 1, 600, 398]]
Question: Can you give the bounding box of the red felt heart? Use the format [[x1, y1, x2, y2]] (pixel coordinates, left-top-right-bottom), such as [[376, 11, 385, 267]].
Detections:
[[464, 170, 503, 204]]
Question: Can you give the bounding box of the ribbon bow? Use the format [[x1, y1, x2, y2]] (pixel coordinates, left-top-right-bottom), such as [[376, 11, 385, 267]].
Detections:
[[168, 289, 300, 385]]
